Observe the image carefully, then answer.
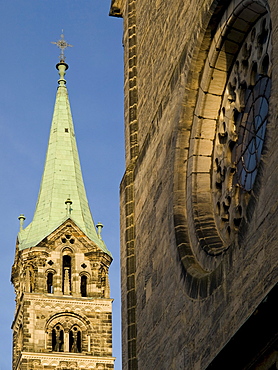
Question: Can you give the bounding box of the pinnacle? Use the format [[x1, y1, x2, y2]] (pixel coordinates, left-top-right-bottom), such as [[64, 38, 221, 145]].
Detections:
[[18, 63, 111, 256]]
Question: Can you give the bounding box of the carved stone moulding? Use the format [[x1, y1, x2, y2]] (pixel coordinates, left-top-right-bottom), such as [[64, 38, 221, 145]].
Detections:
[[21, 353, 115, 369], [174, 0, 271, 297]]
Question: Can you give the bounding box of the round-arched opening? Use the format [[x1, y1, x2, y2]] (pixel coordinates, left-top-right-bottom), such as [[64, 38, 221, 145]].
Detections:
[[80, 275, 87, 297], [47, 272, 54, 294], [62, 255, 71, 294]]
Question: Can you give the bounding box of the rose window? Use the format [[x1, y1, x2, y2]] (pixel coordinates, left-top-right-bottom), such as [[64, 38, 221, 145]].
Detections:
[[212, 14, 271, 244]]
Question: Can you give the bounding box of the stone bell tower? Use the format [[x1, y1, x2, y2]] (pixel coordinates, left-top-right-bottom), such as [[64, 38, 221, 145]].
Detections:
[[11, 34, 115, 370]]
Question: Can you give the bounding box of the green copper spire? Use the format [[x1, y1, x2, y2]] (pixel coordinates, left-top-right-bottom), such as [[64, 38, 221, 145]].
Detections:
[[18, 41, 110, 256]]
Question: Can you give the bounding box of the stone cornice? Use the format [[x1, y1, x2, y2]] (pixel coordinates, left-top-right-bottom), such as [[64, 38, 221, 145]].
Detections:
[[24, 293, 113, 310], [109, 0, 125, 17], [19, 352, 115, 367]]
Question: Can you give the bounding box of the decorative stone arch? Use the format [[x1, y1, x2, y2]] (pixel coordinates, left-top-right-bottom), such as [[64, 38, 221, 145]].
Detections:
[[79, 271, 90, 277], [61, 245, 75, 255], [45, 268, 56, 274], [60, 247, 74, 295], [45, 312, 92, 353], [173, 0, 271, 298], [46, 312, 91, 332]]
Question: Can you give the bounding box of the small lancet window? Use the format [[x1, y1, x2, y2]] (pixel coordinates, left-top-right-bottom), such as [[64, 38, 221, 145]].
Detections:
[[62, 255, 71, 295], [52, 325, 64, 352], [69, 327, 81, 353], [47, 272, 54, 293], [81, 275, 87, 297]]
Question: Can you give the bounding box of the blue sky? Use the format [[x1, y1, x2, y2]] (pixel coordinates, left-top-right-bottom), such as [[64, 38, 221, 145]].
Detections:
[[0, 1, 124, 369]]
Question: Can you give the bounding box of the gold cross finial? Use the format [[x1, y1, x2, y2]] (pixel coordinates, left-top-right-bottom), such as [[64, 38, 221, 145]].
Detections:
[[51, 31, 73, 62]]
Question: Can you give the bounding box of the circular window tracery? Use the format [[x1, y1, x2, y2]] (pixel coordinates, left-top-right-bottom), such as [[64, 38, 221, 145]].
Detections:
[[212, 13, 272, 245], [234, 76, 270, 190], [173, 0, 271, 298]]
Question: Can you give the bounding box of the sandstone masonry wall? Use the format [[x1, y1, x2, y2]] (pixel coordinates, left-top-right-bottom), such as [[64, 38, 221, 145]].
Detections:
[[119, 0, 278, 368]]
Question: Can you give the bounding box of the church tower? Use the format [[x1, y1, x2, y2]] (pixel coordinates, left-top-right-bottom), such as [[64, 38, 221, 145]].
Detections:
[[11, 35, 115, 370]]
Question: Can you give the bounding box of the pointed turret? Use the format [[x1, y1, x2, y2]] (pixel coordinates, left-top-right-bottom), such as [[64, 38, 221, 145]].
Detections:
[[12, 35, 114, 370], [18, 47, 110, 256]]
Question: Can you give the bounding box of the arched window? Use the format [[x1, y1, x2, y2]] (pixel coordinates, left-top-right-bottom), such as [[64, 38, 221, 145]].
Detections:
[[69, 326, 81, 353], [52, 325, 64, 352], [80, 275, 87, 297], [26, 267, 35, 293], [47, 272, 54, 293], [62, 255, 71, 294]]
